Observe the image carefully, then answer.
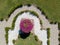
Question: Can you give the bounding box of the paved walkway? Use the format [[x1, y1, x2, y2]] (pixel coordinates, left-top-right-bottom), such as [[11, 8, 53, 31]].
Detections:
[[0, 20, 7, 45], [0, 5, 59, 45]]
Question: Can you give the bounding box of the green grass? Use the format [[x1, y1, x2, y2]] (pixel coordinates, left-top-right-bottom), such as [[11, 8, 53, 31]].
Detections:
[[15, 34, 42, 45], [0, 0, 60, 22]]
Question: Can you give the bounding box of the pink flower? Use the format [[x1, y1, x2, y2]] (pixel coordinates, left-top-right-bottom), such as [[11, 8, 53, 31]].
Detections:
[[20, 19, 33, 33]]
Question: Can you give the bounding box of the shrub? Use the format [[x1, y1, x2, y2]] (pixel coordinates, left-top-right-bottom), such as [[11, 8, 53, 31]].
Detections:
[[47, 28, 50, 39], [41, 11, 45, 15], [19, 4, 23, 8], [45, 16, 48, 19], [27, 4, 31, 7], [18, 34, 20, 38], [50, 21, 54, 24], [37, 6, 41, 11], [59, 44, 60, 45], [58, 38, 60, 41], [58, 33, 60, 36], [13, 40, 16, 44], [47, 39, 50, 45], [40, 20, 42, 26], [0, 18, 3, 21], [34, 35, 38, 41]]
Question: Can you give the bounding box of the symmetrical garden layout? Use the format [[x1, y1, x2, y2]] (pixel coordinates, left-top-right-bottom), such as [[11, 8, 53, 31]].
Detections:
[[0, 5, 59, 45]]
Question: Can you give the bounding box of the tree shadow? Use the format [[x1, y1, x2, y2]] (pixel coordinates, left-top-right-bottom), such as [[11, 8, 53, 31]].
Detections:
[[19, 30, 30, 39]]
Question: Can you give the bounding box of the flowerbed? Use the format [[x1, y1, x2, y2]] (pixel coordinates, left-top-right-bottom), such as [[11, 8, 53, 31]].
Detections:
[[20, 19, 33, 33]]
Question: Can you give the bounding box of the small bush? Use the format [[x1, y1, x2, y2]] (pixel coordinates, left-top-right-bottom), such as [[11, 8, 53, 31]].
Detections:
[[58, 38, 60, 41], [58, 33, 60, 36], [59, 44, 60, 45], [45, 16, 48, 19], [18, 35, 20, 38], [0, 18, 3, 21], [37, 6, 41, 11], [50, 21, 54, 24], [13, 40, 16, 44], [34, 35, 38, 41], [19, 4, 23, 8], [41, 11, 45, 15], [27, 4, 31, 7], [40, 20, 42, 26]]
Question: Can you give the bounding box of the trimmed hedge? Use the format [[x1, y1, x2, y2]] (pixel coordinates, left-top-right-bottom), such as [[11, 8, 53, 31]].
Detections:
[[47, 39, 50, 45], [47, 28, 50, 39], [5, 27, 11, 43], [58, 23, 60, 30]]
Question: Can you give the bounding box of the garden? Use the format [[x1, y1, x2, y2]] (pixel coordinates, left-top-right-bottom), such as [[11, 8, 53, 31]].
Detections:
[[5, 11, 45, 45]]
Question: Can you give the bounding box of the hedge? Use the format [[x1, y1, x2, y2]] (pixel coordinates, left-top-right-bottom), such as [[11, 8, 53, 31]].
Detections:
[[5, 27, 11, 43], [47, 28, 50, 39], [47, 39, 50, 45]]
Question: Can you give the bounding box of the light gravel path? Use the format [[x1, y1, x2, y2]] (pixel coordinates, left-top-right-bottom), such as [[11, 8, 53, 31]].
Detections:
[[0, 5, 59, 45], [0, 20, 7, 45]]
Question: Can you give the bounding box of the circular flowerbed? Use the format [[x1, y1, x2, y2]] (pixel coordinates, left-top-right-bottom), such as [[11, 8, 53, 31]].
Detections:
[[20, 19, 33, 33]]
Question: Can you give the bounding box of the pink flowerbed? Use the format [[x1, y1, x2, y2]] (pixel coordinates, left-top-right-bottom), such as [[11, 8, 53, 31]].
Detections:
[[20, 19, 34, 33]]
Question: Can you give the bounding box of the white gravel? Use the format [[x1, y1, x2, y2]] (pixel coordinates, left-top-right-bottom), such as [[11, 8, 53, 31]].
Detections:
[[8, 12, 47, 45]]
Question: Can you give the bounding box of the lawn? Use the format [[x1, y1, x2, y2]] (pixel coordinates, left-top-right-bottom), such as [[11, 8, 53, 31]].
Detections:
[[0, 0, 60, 22], [15, 34, 42, 45]]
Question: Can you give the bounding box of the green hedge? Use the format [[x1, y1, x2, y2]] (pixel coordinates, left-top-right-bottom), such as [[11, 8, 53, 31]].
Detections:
[[58, 23, 60, 30], [5, 27, 11, 43], [47, 39, 50, 45], [47, 28, 50, 39]]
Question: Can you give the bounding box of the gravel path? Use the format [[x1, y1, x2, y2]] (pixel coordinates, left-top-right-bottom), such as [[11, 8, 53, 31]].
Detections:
[[0, 5, 59, 45], [0, 20, 7, 45]]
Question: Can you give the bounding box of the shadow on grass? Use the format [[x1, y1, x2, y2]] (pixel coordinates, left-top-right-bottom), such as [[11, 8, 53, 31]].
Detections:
[[19, 30, 30, 39]]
